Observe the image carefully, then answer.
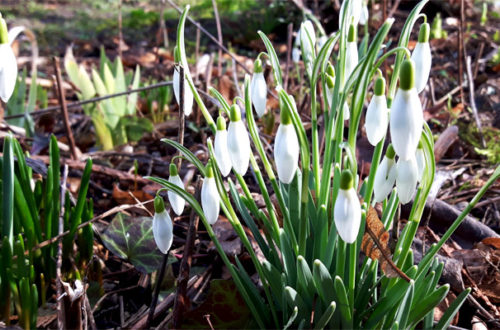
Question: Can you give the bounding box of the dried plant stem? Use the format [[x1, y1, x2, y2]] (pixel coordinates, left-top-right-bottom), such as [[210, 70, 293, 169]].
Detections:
[[56, 165, 69, 330], [145, 254, 169, 328], [211, 0, 223, 78], [53, 57, 78, 160], [178, 65, 185, 169]]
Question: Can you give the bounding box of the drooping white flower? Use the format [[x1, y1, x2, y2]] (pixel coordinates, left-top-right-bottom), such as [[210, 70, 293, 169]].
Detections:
[[250, 59, 267, 118], [389, 59, 423, 160], [201, 164, 220, 225], [167, 163, 185, 216], [214, 116, 232, 177], [359, 1, 369, 26], [334, 170, 361, 243], [365, 75, 388, 146], [343, 101, 350, 121], [411, 23, 432, 93], [227, 104, 250, 175], [345, 23, 358, 82], [274, 108, 299, 184], [172, 46, 194, 116], [153, 196, 173, 254], [339, 0, 362, 28], [300, 20, 316, 58], [292, 30, 301, 63], [396, 155, 418, 204], [373, 144, 397, 202], [415, 141, 425, 182], [0, 14, 17, 103]]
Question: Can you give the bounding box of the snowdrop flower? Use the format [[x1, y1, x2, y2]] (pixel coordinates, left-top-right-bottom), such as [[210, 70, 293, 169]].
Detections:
[[334, 170, 361, 243], [389, 59, 423, 160], [214, 115, 232, 177], [292, 30, 301, 63], [153, 196, 173, 254], [396, 155, 418, 204], [365, 74, 388, 146], [167, 163, 185, 216], [359, 0, 369, 26], [274, 107, 299, 184], [411, 23, 431, 93], [373, 144, 397, 202], [250, 58, 267, 118], [345, 23, 358, 82], [300, 20, 316, 59], [339, 0, 362, 28], [201, 164, 220, 225], [325, 72, 335, 109], [227, 104, 250, 175], [0, 13, 17, 103], [415, 140, 425, 182], [172, 46, 194, 116]]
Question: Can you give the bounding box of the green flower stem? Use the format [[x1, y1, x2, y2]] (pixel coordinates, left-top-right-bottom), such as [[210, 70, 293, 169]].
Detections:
[[186, 78, 216, 133], [363, 138, 385, 206], [248, 154, 281, 245], [311, 82, 321, 195], [387, 0, 429, 101]]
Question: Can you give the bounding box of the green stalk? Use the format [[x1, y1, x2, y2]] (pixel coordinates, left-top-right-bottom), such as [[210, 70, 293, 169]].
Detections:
[[2, 135, 14, 245]]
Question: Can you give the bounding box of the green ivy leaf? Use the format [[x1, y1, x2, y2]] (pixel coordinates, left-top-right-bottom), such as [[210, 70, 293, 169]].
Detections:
[[100, 213, 173, 273]]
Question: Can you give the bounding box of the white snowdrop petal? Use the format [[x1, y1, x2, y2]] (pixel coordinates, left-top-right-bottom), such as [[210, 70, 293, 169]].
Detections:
[[214, 130, 232, 177], [227, 120, 250, 175], [343, 101, 350, 121], [0, 44, 18, 103], [153, 210, 173, 254], [168, 174, 185, 216], [274, 124, 299, 184], [334, 188, 362, 243], [339, 0, 363, 27], [373, 157, 396, 202], [396, 156, 418, 204], [389, 88, 423, 160], [359, 4, 369, 25], [173, 68, 194, 116], [292, 48, 300, 63], [251, 72, 267, 118], [415, 148, 425, 182], [365, 94, 389, 146], [345, 42, 358, 81], [201, 177, 220, 225], [411, 42, 432, 93]]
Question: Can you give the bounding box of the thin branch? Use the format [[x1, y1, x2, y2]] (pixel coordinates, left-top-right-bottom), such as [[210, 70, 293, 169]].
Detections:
[[53, 57, 78, 160], [465, 56, 486, 148], [56, 165, 69, 330], [211, 0, 223, 78], [178, 65, 185, 169], [284, 23, 293, 91]]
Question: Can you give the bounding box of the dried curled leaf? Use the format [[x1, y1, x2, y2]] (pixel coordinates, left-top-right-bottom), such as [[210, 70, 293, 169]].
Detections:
[[361, 207, 410, 282]]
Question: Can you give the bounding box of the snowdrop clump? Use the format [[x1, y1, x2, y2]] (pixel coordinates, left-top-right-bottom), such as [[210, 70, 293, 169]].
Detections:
[[145, 2, 498, 328]]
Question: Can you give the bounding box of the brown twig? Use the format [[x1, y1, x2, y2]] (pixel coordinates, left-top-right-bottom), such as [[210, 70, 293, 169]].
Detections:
[[284, 23, 293, 92], [4, 81, 219, 120], [195, 27, 201, 83], [458, 0, 465, 105], [172, 178, 200, 328], [160, 0, 169, 49], [364, 220, 411, 282], [53, 57, 78, 160], [118, 0, 123, 59], [387, 0, 402, 19], [146, 252, 169, 328], [211, 0, 223, 78]]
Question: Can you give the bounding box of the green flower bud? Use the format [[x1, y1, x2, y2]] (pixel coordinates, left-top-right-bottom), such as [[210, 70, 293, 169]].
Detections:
[[374, 75, 386, 96], [399, 60, 415, 91], [154, 195, 166, 214], [347, 23, 357, 43], [339, 169, 354, 190], [253, 58, 263, 73], [217, 115, 226, 131], [326, 63, 335, 77], [386, 144, 396, 160], [0, 14, 8, 45], [169, 163, 178, 176], [229, 104, 241, 122], [418, 23, 430, 43]]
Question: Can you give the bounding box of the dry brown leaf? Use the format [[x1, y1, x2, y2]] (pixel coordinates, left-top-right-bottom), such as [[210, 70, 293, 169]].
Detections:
[[361, 207, 410, 281], [481, 237, 500, 249], [218, 75, 234, 103]]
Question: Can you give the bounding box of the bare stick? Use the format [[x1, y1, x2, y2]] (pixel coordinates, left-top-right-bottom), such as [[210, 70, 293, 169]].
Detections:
[[211, 0, 223, 78], [160, 0, 169, 49], [458, 0, 465, 105], [53, 57, 78, 160], [172, 178, 201, 328], [118, 0, 123, 59], [4, 80, 219, 120], [284, 23, 293, 91], [195, 27, 201, 83], [465, 56, 486, 148], [146, 253, 169, 328]]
